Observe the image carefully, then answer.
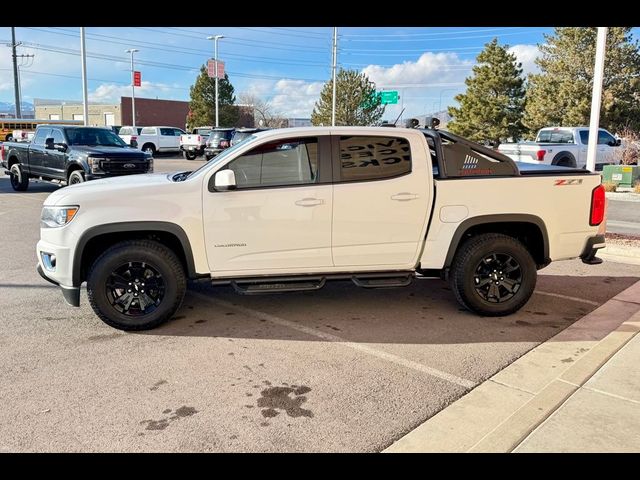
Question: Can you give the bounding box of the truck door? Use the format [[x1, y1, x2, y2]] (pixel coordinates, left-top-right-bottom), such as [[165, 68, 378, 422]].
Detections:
[[27, 127, 52, 176], [331, 134, 430, 268], [44, 128, 67, 178], [203, 135, 334, 272], [159, 128, 175, 151], [598, 130, 619, 164]]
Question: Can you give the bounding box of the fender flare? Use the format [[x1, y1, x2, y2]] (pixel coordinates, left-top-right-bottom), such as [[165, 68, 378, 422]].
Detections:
[[72, 221, 197, 286], [443, 214, 550, 268]]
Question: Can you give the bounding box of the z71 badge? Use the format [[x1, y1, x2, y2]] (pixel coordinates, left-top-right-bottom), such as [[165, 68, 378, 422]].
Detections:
[[554, 179, 583, 186]]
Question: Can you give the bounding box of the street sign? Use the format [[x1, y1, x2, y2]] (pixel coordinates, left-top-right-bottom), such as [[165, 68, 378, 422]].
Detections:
[[207, 59, 225, 79], [380, 90, 398, 105], [133, 71, 141, 87]]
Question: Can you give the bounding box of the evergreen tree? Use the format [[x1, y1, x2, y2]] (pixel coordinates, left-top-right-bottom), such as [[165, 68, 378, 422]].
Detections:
[[188, 65, 237, 128], [311, 69, 384, 126], [448, 39, 526, 145], [525, 28, 640, 135]]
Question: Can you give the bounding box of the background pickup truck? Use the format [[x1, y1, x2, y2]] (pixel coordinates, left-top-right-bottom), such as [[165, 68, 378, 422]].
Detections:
[[180, 127, 213, 160], [498, 126, 621, 170], [117, 126, 185, 156], [2, 125, 153, 191], [37, 125, 606, 331]]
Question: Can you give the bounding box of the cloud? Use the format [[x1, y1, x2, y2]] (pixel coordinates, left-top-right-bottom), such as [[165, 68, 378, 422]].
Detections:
[[242, 78, 324, 118], [362, 52, 474, 87], [89, 81, 182, 103], [508, 44, 540, 76]]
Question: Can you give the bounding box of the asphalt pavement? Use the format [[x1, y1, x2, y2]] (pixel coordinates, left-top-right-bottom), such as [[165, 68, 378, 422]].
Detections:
[[1, 156, 639, 452], [606, 196, 640, 236]]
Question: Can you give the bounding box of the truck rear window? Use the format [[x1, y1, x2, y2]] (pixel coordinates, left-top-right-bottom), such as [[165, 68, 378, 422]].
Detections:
[[536, 130, 573, 143]]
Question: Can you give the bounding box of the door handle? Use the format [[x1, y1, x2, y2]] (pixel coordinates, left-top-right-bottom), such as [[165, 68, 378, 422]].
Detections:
[[295, 198, 324, 207], [391, 192, 419, 201]]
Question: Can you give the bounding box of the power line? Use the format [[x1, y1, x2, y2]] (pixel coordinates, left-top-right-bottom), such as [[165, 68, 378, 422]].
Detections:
[[340, 27, 538, 38], [341, 29, 546, 43]]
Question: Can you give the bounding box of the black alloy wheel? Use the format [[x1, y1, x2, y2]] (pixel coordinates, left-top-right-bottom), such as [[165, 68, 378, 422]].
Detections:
[[106, 261, 166, 317], [472, 253, 522, 303]]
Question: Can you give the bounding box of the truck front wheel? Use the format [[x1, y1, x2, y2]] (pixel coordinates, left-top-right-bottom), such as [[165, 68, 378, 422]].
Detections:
[[87, 240, 187, 331], [449, 233, 536, 317], [9, 164, 29, 191]]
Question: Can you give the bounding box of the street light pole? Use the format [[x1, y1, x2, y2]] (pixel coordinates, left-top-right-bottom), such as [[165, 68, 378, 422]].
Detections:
[[586, 27, 608, 173], [207, 35, 224, 128], [331, 27, 337, 126], [80, 27, 89, 126], [125, 48, 139, 130]]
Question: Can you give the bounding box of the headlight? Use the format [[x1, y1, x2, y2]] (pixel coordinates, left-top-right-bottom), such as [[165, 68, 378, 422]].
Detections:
[[88, 156, 102, 173], [148, 157, 154, 173], [41, 206, 79, 228]]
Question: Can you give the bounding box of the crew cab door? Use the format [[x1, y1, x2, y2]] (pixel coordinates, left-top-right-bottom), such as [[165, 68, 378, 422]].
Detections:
[[331, 133, 430, 268], [203, 135, 333, 273], [159, 128, 177, 150], [597, 130, 619, 164], [27, 127, 52, 176], [43, 128, 67, 178]]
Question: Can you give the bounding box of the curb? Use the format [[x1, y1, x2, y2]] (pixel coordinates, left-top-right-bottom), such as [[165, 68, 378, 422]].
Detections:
[[600, 243, 640, 265], [383, 279, 640, 453]]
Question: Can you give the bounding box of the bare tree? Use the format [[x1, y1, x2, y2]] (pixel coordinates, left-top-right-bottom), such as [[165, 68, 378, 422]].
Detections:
[[238, 93, 284, 128]]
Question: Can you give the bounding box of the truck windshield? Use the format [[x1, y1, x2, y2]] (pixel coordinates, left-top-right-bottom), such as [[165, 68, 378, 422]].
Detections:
[[66, 128, 128, 147], [185, 134, 257, 180]]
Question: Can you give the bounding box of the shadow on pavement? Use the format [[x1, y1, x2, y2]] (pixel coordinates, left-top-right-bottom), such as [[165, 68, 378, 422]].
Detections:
[[137, 274, 639, 346], [0, 175, 61, 194]]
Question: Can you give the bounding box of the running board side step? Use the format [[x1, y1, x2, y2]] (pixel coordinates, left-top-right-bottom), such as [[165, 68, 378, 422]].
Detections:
[[219, 272, 416, 295]]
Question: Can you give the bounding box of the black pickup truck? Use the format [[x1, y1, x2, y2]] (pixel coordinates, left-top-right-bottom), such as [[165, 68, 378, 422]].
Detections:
[[1, 125, 152, 191]]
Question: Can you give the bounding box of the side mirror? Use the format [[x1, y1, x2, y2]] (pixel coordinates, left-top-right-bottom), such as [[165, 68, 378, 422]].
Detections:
[[212, 169, 236, 191], [615, 138, 622, 146], [45, 137, 55, 150], [54, 143, 68, 152], [130, 139, 138, 148]]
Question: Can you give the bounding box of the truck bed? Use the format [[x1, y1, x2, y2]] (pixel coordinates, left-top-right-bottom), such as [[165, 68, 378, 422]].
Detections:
[[517, 163, 590, 175]]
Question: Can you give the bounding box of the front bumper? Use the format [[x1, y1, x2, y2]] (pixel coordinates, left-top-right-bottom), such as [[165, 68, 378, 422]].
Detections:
[[36, 238, 80, 306], [37, 264, 80, 307], [580, 234, 606, 265]]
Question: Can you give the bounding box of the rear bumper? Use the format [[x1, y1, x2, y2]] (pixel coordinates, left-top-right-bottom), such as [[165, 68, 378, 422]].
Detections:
[[37, 264, 80, 307], [580, 234, 606, 265], [180, 145, 205, 155]]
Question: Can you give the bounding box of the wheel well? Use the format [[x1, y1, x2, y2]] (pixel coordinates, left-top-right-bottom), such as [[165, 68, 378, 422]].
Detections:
[[66, 164, 84, 179], [79, 230, 192, 283], [451, 221, 547, 268], [552, 152, 576, 166], [8, 156, 20, 169]]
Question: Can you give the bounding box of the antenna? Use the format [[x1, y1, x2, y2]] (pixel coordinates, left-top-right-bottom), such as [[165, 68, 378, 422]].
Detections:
[[392, 107, 405, 126]]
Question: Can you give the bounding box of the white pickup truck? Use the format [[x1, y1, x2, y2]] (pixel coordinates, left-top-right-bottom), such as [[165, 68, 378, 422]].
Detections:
[[36, 125, 607, 331], [498, 127, 622, 170], [180, 127, 213, 160], [117, 126, 185, 155]]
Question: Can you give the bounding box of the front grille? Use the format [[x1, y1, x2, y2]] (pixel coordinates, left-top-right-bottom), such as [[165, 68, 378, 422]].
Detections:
[[100, 158, 150, 174]]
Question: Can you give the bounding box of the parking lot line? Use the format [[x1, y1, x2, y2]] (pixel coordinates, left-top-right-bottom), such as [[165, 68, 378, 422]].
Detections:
[[535, 290, 600, 307], [189, 291, 477, 390]]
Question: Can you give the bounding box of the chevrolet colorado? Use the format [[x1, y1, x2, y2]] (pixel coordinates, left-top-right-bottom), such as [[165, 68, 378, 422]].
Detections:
[[36, 126, 607, 331]]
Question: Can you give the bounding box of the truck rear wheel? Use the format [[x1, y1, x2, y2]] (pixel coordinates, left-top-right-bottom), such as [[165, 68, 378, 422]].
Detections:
[[449, 233, 536, 316], [9, 164, 29, 191], [87, 240, 187, 331], [183, 151, 197, 160]]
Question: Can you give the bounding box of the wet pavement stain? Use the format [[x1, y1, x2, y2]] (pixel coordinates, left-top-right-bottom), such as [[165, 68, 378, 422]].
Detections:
[[171, 315, 186, 321], [229, 435, 238, 440], [260, 422, 270, 427], [561, 357, 574, 363], [225, 312, 235, 316], [325, 325, 341, 331], [256, 385, 314, 418], [261, 408, 279, 418], [516, 320, 531, 326], [195, 319, 207, 324], [150, 380, 168, 391], [533, 311, 548, 316], [140, 406, 198, 431]]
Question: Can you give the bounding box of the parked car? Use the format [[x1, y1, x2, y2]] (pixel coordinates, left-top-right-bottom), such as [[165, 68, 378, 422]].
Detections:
[[118, 126, 185, 155], [204, 127, 235, 160], [498, 127, 622, 170], [118, 126, 143, 148], [1, 125, 152, 191], [36, 125, 606, 331], [180, 127, 214, 160], [230, 127, 269, 146]]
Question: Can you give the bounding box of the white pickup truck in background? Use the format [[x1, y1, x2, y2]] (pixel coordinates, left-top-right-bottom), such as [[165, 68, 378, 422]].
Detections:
[[498, 127, 622, 170], [37, 124, 607, 331], [117, 126, 185, 155], [180, 127, 213, 160]]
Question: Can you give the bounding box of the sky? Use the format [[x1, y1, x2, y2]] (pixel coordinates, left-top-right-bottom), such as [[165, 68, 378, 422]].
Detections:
[[0, 26, 586, 121]]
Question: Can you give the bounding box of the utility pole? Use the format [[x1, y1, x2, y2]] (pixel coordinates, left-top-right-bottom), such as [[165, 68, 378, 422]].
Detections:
[[586, 27, 608, 173], [207, 35, 224, 128], [125, 49, 139, 130], [11, 27, 21, 119], [80, 27, 89, 126], [331, 27, 337, 127]]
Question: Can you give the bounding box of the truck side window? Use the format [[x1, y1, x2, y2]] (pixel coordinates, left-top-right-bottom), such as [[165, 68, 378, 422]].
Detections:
[[51, 129, 65, 145], [597, 130, 616, 146], [160, 128, 173, 136], [33, 128, 52, 146], [338, 135, 411, 182], [226, 137, 319, 189]]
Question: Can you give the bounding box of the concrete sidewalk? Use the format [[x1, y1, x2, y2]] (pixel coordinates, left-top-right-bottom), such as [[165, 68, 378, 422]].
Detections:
[[384, 279, 640, 453]]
